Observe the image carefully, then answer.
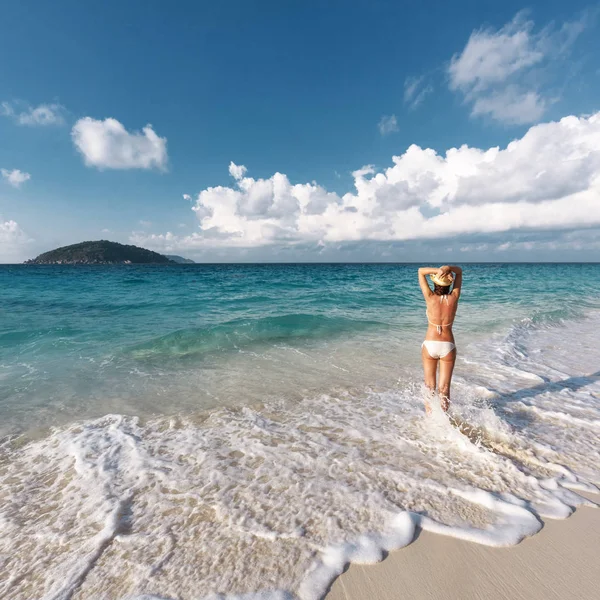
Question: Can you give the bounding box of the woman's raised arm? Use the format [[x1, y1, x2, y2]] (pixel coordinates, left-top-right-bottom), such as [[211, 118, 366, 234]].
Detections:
[[418, 267, 437, 299]]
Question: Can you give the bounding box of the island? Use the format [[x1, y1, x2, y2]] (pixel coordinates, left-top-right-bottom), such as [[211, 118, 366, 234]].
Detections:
[[24, 240, 176, 265], [165, 254, 195, 264]]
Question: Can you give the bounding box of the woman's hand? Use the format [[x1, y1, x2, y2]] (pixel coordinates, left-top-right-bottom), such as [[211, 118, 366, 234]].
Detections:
[[438, 265, 451, 276]]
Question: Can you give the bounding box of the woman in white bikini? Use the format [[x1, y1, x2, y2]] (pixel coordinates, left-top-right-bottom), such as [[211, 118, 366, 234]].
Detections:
[[418, 265, 462, 413]]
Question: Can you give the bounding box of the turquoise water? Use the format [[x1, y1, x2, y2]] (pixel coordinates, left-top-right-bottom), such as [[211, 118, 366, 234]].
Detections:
[[2, 263, 597, 434], [1, 263, 599, 600]]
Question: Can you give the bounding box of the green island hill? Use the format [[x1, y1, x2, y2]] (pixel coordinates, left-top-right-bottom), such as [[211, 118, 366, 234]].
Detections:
[[165, 254, 196, 264], [24, 240, 183, 265]]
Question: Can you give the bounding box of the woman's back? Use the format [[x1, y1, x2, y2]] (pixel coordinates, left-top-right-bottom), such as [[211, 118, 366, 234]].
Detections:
[[426, 293, 458, 328]]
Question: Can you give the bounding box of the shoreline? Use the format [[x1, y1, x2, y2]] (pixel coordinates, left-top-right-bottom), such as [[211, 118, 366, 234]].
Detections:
[[326, 492, 600, 600]]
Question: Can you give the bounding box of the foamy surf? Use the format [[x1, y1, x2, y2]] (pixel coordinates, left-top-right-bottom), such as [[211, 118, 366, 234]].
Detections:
[[2, 316, 599, 600]]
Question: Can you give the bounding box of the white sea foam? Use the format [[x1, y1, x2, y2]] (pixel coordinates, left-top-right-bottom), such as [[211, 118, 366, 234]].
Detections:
[[1, 314, 599, 600]]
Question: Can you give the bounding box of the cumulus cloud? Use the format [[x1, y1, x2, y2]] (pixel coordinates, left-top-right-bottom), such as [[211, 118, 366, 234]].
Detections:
[[132, 112, 600, 253], [0, 219, 32, 262], [229, 162, 247, 180], [448, 11, 587, 124], [1, 101, 65, 126], [378, 115, 399, 136], [1, 168, 31, 188], [71, 117, 168, 170]]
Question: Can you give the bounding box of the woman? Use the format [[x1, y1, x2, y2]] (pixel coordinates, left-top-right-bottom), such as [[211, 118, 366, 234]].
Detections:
[[418, 265, 462, 413]]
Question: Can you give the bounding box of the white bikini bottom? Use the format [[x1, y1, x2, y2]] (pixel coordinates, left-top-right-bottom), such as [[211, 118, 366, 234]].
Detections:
[[422, 340, 456, 359]]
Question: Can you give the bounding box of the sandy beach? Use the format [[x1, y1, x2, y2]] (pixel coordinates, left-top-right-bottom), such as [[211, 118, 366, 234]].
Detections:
[[327, 493, 600, 600]]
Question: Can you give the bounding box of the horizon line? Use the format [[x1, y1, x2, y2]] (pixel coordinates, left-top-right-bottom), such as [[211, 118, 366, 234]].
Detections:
[[3, 261, 600, 266]]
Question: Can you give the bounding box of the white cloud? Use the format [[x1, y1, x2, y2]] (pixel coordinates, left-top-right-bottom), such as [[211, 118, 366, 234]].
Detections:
[[139, 220, 152, 227], [71, 117, 168, 170], [0, 219, 32, 263], [130, 231, 184, 253], [460, 243, 490, 253], [229, 162, 247, 180], [448, 11, 586, 124], [404, 76, 433, 109], [1, 168, 31, 188], [18, 104, 64, 126], [378, 115, 398, 136], [1, 101, 64, 126], [449, 13, 544, 93], [132, 112, 600, 253], [470, 88, 546, 125]]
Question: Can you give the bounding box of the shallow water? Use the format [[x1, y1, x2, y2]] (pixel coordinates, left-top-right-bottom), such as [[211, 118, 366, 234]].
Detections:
[[0, 264, 599, 599]]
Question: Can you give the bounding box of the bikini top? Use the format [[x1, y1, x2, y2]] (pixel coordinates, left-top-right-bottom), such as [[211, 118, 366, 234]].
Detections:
[[426, 294, 454, 335]]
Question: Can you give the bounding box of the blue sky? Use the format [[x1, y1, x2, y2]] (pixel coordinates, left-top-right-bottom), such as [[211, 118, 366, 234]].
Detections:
[[1, 0, 599, 262]]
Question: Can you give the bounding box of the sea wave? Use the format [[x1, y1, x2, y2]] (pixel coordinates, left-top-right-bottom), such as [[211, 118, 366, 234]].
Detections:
[[124, 314, 386, 360]]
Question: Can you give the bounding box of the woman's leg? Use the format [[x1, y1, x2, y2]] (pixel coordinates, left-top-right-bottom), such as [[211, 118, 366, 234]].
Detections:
[[438, 348, 457, 412], [421, 345, 438, 414]]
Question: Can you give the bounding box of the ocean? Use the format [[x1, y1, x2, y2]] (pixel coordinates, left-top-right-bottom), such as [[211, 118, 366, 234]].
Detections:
[[1, 263, 599, 600]]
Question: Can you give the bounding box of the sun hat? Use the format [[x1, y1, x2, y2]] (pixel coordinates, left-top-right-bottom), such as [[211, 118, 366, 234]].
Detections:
[[430, 272, 454, 287]]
